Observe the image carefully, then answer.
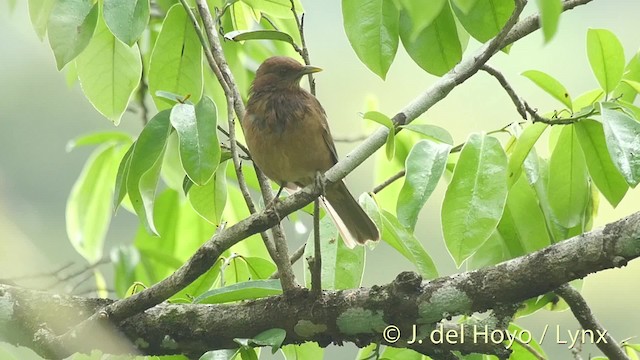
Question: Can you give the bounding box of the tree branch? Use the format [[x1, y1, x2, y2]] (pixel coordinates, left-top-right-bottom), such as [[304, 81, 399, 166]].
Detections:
[[556, 284, 630, 360], [10, 210, 640, 358]]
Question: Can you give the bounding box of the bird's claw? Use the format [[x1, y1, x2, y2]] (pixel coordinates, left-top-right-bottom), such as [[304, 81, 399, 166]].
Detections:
[[314, 171, 326, 197]]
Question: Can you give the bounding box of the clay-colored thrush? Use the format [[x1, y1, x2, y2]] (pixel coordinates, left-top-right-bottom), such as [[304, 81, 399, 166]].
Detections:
[[242, 56, 380, 248]]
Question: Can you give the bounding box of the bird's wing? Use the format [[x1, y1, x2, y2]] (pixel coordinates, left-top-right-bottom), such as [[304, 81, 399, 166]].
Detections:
[[313, 97, 339, 165]]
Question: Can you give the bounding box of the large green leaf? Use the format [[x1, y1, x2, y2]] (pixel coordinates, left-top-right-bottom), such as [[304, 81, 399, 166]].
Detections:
[[442, 133, 508, 266], [397, 140, 451, 232], [452, 0, 514, 43], [76, 15, 142, 124], [281, 343, 323, 360], [400, 5, 462, 76], [148, 4, 203, 110], [575, 119, 628, 206], [363, 111, 396, 160], [342, 0, 399, 79], [397, 0, 446, 40], [400, 123, 454, 144], [170, 96, 221, 185], [224, 30, 296, 46], [66, 144, 128, 264], [614, 51, 640, 103], [361, 193, 438, 279], [241, 0, 303, 19], [126, 110, 173, 235], [188, 161, 228, 225], [103, 0, 150, 46], [547, 126, 589, 228], [601, 105, 640, 187], [303, 216, 365, 290], [28, 0, 56, 40], [47, 0, 99, 69], [587, 29, 625, 94], [522, 70, 572, 109], [195, 280, 282, 304], [507, 123, 548, 186], [535, 0, 562, 42]]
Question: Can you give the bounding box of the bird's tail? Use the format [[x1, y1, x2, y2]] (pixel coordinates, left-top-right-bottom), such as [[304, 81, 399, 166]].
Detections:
[[322, 181, 380, 248]]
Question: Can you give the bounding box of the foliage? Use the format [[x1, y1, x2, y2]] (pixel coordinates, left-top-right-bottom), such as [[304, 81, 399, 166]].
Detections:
[[8, 0, 640, 359]]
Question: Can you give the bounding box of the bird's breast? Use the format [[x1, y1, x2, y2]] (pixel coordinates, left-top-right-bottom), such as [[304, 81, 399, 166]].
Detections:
[[242, 93, 335, 186]]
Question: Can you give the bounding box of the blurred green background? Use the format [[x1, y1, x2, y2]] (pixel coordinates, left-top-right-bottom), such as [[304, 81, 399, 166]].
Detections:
[[1, 0, 640, 359]]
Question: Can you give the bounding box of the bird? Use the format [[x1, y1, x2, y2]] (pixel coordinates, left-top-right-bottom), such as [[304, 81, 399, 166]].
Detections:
[[242, 56, 380, 248]]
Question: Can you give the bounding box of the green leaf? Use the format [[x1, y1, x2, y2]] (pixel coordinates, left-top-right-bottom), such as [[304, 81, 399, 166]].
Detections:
[[397, 0, 446, 39], [507, 122, 548, 186], [66, 131, 132, 151], [400, 124, 454, 144], [587, 29, 625, 94], [195, 280, 282, 304], [363, 111, 395, 160], [241, 0, 303, 19], [303, 216, 365, 290], [76, 14, 143, 124], [224, 30, 295, 46], [113, 143, 135, 210], [400, 5, 462, 76], [451, 0, 478, 13], [170, 96, 221, 185], [521, 70, 572, 109], [111, 245, 141, 298], [103, 0, 150, 46], [622, 79, 640, 94], [28, 0, 56, 40], [248, 328, 287, 354], [47, 0, 99, 70], [342, 0, 399, 79], [127, 110, 173, 235], [615, 51, 640, 103], [397, 140, 451, 231], [535, 0, 562, 42], [149, 4, 203, 110], [188, 161, 228, 225], [575, 119, 628, 206], [281, 343, 323, 360], [547, 126, 589, 227], [363, 195, 438, 279], [442, 133, 508, 266], [601, 104, 640, 187], [452, 0, 514, 43], [66, 144, 126, 264]]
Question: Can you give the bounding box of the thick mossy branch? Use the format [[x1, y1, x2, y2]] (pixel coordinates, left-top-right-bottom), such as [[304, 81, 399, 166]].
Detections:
[[3, 211, 639, 358]]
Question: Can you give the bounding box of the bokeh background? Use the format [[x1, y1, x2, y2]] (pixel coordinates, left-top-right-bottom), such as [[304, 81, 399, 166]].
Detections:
[[1, 0, 640, 358]]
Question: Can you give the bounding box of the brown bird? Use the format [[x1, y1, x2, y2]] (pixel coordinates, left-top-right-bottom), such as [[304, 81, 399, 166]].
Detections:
[[242, 56, 380, 248]]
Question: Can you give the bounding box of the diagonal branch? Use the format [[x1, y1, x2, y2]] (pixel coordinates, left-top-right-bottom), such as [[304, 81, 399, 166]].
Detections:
[[556, 284, 630, 360]]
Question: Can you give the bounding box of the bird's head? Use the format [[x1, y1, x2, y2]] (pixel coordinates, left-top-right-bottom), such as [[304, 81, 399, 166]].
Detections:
[[251, 56, 322, 91]]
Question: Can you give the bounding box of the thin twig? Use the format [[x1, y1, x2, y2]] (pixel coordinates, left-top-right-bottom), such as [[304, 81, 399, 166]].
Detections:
[[310, 199, 322, 297], [216, 125, 251, 158], [136, 42, 149, 126], [481, 64, 527, 119], [524, 102, 583, 125], [196, 0, 299, 293], [556, 284, 630, 360], [289, 0, 315, 95], [513, 337, 546, 360], [371, 170, 406, 194], [269, 243, 306, 279]]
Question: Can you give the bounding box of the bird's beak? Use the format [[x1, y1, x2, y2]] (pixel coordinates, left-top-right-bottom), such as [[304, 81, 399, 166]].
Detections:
[[300, 65, 323, 75]]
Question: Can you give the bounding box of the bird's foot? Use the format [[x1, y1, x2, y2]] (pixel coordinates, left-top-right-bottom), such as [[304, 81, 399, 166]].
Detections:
[[313, 171, 326, 197]]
